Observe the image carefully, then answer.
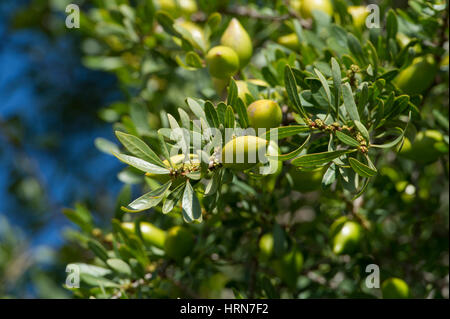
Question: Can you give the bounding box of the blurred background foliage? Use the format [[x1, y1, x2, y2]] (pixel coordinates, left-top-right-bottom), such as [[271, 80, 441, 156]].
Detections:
[[0, 0, 448, 298]]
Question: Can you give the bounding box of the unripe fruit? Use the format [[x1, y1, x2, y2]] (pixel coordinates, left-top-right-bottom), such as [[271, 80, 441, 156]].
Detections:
[[206, 46, 239, 79], [331, 220, 362, 255], [274, 249, 304, 287], [348, 6, 368, 29], [154, 0, 177, 16], [393, 54, 437, 95], [164, 226, 195, 260], [247, 99, 282, 130], [382, 278, 410, 299], [398, 130, 446, 164], [277, 33, 300, 50], [175, 20, 209, 52], [299, 0, 333, 19], [288, 166, 325, 193], [259, 233, 274, 260], [121, 222, 167, 249], [220, 18, 253, 68], [290, 0, 302, 12], [236, 80, 252, 104], [154, 0, 197, 18], [177, 0, 197, 17], [221, 136, 268, 171]]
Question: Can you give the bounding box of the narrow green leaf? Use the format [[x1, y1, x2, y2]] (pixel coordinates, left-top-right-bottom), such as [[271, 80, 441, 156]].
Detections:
[[155, 11, 180, 37], [162, 182, 185, 214], [322, 163, 337, 188], [115, 131, 166, 167], [284, 65, 307, 118], [227, 78, 238, 108], [186, 98, 206, 121], [106, 258, 132, 276], [95, 138, 119, 155], [314, 68, 332, 106], [354, 120, 370, 142], [267, 135, 310, 161], [386, 9, 398, 40], [292, 150, 354, 167], [122, 181, 172, 213], [204, 101, 219, 128], [342, 82, 361, 122], [182, 180, 202, 223], [205, 170, 222, 196], [235, 98, 249, 128], [349, 157, 377, 178], [335, 131, 360, 147], [224, 105, 235, 128], [263, 125, 310, 140], [114, 153, 170, 174], [331, 57, 342, 112]]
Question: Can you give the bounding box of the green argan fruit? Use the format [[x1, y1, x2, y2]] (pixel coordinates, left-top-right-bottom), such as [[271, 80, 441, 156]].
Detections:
[[206, 46, 240, 79], [274, 249, 304, 288], [154, 0, 197, 18], [175, 20, 209, 52], [164, 226, 195, 260], [289, 166, 325, 193], [259, 233, 274, 260], [299, 0, 333, 19], [331, 220, 362, 255], [121, 222, 167, 249], [146, 154, 199, 183], [221, 135, 268, 171], [154, 0, 178, 16], [277, 33, 300, 50], [177, 0, 197, 17], [382, 278, 410, 299], [290, 0, 302, 12], [398, 130, 446, 164], [247, 99, 283, 130], [220, 18, 253, 68], [236, 80, 252, 104], [348, 6, 368, 29], [393, 54, 437, 95]]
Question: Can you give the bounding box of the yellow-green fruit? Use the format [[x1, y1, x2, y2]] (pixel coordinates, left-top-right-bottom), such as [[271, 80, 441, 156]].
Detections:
[[299, 0, 333, 19], [177, 0, 197, 17], [221, 136, 268, 171], [274, 249, 304, 287], [393, 54, 437, 95], [236, 80, 252, 104], [121, 222, 167, 249], [220, 18, 253, 68], [146, 154, 199, 183], [164, 226, 195, 260], [259, 233, 274, 260], [154, 0, 178, 16], [289, 166, 325, 193], [348, 6, 368, 29], [331, 220, 362, 255], [398, 130, 446, 164], [175, 20, 208, 52], [277, 33, 300, 50], [382, 278, 410, 299], [206, 46, 239, 79], [290, 0, 302, 12], [247, 99, 282, 130]]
